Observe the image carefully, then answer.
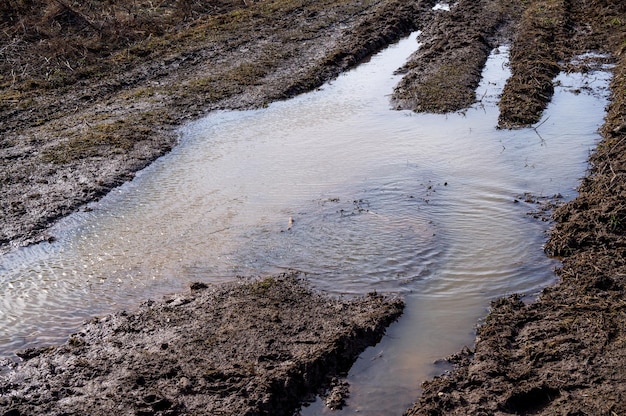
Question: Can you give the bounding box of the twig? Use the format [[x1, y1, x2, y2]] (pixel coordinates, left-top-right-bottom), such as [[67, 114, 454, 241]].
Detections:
[[609, 163, 617, 184], [532, 115, 550, 144], [533, 115, 550, 130], [479, 87, 488, 102]]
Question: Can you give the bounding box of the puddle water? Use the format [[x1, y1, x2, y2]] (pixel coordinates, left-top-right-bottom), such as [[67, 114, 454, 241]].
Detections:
[[0, 33, 611, 413]]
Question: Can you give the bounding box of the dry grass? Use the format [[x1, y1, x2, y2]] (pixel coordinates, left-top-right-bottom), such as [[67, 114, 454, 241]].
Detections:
[[0, 0, 242, 92]]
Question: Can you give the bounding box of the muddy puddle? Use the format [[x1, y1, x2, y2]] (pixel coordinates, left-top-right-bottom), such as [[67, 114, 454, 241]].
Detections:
[[0, 33, 611, 413]]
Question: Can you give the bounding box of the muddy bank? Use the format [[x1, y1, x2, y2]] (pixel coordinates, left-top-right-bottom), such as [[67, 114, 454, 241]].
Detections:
[[0, 0, 436, 252], [405, 0, 626, 414], [0, 273, 403, 415]]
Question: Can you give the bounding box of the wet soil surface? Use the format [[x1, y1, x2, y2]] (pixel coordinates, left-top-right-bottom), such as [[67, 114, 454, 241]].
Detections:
[[2, 0, 626, 414], [392, 0, 517, 113], [0, 273, 403, 415]]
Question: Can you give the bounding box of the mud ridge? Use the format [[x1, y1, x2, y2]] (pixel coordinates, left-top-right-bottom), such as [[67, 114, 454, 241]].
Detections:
[[392, 0, 517, 113], [498, 0, 569, 128]]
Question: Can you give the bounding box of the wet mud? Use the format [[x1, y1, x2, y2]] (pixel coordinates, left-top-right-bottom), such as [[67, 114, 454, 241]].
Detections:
[[0, 274, 403, 415], [392, 0, 516, 113], [2, 0, 626, 414]]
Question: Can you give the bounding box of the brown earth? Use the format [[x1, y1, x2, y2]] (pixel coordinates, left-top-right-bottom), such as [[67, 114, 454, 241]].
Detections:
[[2, 0, 626, 415]]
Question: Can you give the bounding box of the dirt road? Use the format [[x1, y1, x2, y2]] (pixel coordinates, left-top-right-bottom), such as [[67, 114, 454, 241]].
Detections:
[[1, 0, 626, 414]]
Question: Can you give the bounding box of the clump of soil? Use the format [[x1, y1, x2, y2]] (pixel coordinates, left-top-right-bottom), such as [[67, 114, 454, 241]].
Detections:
[[497, 0, 567, 128], [0, 273, 404, 415]]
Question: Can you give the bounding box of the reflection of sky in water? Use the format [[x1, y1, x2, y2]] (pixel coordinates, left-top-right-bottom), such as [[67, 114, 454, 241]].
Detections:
[[0, 32, 611, 415], [432, 3, 451, 11], [301, 63, 610, 414]]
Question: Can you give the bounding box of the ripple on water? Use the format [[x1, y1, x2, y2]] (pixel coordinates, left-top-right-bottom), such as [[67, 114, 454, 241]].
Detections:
[[0, 33, 612, 415], [228, 183, 442, 294]]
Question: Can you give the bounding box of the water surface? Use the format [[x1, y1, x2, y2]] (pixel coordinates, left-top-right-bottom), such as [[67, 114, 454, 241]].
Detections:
[[0, 33, 611, 414]]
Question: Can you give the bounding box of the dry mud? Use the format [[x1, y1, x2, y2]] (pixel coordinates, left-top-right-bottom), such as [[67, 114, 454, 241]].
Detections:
[[2, 0, 626, 414]]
